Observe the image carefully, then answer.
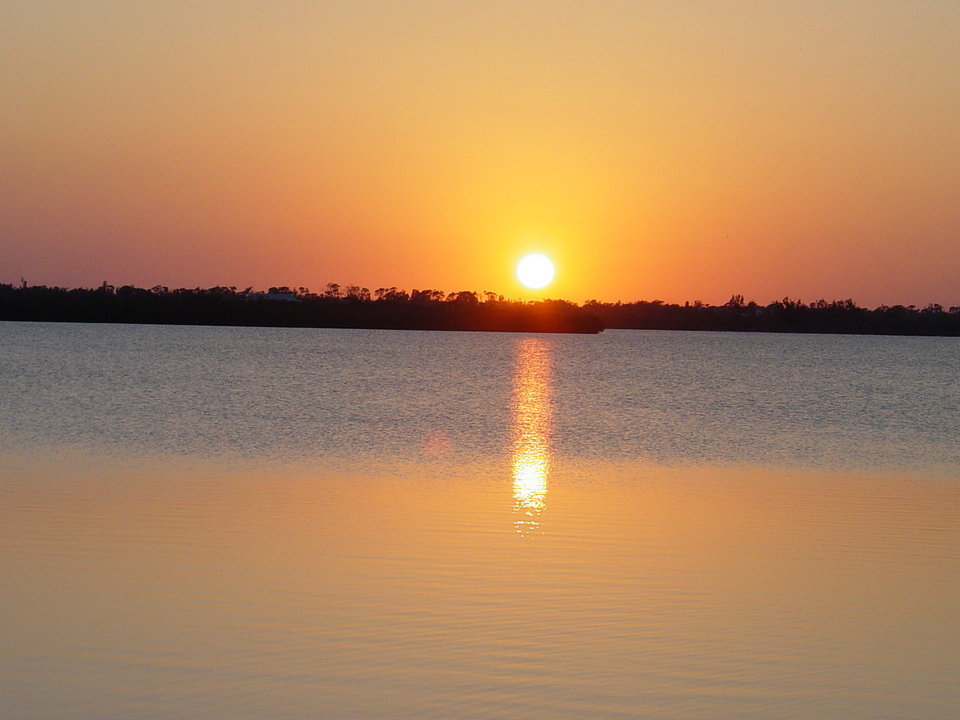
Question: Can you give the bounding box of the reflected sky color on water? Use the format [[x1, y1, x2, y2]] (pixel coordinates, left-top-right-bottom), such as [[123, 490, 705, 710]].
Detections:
[[1, 323, 959, 719], [511, 338, 552, 533]]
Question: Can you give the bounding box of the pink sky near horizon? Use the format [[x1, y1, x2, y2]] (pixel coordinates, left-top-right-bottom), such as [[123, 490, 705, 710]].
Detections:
[[3, 1, 959, 307]]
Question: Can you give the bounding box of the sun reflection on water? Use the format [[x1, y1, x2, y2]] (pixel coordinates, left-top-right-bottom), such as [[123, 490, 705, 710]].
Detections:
[[511, 337, 552, 533]]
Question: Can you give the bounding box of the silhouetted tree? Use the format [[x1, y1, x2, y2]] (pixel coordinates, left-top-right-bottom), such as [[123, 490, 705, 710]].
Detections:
[[4, 283, 959, 336]]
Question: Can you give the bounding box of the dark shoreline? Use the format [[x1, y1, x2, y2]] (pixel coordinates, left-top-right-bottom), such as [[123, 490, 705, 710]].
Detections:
[[3, 284, 959, 337], [0, 284, 605, 334]]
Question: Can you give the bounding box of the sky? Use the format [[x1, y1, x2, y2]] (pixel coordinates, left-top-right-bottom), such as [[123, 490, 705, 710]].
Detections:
[[2, 1, 959, 306]]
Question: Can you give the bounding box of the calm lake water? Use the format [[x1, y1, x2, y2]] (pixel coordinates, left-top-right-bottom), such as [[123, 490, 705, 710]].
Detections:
[[1, 322, 958, 719]]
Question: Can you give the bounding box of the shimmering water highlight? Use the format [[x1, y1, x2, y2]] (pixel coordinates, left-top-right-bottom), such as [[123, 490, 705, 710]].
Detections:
[[1, 322, 958, 719]]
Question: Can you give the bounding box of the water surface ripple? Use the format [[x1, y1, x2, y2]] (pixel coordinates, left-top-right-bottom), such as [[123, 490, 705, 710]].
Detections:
[[1, 322, 958, 719]]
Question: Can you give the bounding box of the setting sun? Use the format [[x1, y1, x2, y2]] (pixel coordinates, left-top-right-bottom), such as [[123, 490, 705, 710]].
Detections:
[[516, 254, 555, 290]]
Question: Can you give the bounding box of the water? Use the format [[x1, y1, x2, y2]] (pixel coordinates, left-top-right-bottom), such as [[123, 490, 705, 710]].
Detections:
[[1, 322, 958, 719]]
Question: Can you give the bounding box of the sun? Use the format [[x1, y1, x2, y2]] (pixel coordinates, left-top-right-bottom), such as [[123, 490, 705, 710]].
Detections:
[[516, 253, 555, 290]]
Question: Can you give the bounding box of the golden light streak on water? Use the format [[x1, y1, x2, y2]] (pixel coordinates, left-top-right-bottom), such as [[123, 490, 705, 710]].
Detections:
[[510, 337, 552, 533]]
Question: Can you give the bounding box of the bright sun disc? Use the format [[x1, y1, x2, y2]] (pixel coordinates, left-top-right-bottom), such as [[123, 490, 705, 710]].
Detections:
[[516, 254, 555, 289]]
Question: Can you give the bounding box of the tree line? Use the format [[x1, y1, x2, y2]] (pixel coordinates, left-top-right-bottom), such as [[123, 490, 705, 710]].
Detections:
[[584, 295, 960, 336], [0, 282, 604, 334], [2, 283, 959, 336]]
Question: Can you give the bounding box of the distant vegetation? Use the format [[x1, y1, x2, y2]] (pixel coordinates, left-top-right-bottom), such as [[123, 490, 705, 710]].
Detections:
[[0, 282, 603, 334], [585, 295, 960, 336], [2, 283, 960, 336]]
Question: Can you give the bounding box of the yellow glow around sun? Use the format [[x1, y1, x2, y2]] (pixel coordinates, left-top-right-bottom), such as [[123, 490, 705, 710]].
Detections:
[[516, 253, 555, 289]]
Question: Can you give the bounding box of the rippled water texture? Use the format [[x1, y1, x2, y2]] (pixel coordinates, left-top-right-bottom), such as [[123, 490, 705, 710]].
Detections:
[[1, 322, 958, 719]]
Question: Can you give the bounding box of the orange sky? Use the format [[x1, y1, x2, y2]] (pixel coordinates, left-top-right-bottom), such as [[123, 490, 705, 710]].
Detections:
[[3, 1, 959, 306]]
